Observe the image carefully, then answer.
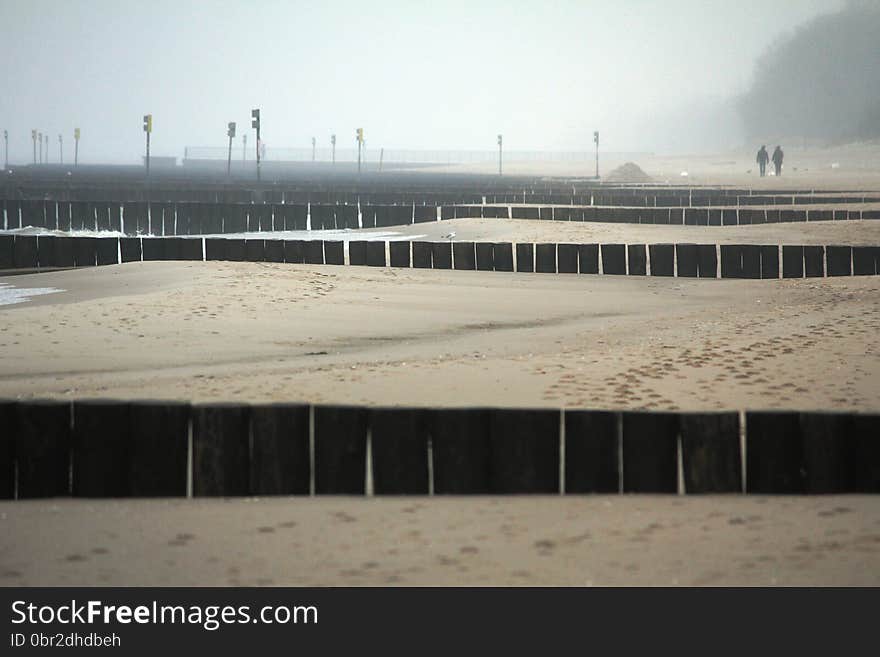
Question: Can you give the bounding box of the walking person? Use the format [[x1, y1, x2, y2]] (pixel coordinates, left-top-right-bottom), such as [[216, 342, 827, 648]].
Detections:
[[756, 145, 769, 177], [771, 145, 784, 177]]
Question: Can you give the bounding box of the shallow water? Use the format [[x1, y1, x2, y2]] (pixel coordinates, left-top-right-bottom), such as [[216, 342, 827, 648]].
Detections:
[[0, 226, 424, 242], [0, 281, 63, 307]]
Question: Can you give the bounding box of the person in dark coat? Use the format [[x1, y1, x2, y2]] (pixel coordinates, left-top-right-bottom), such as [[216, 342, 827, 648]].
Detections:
[[771, 145, 784, 176], [756, 145, 769, 177]]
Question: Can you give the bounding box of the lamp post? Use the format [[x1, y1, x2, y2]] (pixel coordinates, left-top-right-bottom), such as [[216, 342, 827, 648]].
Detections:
[[143, 114, 153, 178], [593, 130, 599, 179], [226, 122, 236, 177], [331, 134, 336, 165], [58, 134, 63, 165], [31, 129, 37, 164], [251, 108, 261, 181], [311, 136, 316, 162], [3, 130, 7, 169], [38, 133, 43, 164], [356, 128, 363, 174], [74, 128, 80, 166], [497, 134, 503, 176]]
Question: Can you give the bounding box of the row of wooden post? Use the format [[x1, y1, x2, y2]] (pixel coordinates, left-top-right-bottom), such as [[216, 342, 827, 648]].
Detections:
[[1, 399, 877, 498], [3, 199, 878, 237], [3, 183, 878, 208], [3, 234, 880, 278]]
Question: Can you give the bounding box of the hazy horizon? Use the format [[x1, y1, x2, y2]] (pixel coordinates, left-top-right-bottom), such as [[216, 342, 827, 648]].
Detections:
[[0, 0, 847, 164]]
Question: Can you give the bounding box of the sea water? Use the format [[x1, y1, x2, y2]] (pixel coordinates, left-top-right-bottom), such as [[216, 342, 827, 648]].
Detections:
[[0, 281, 63, 307]]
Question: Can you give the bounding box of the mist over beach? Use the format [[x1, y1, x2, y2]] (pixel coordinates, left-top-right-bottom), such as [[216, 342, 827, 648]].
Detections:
[[1, 1, 879, 597]]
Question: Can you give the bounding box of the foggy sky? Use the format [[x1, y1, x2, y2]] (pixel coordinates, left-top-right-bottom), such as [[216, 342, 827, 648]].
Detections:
[[0, 0, 845, 164], [740, 0, 880, 144]]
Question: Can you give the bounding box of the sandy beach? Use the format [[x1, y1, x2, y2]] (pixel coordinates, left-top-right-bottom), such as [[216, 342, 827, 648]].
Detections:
[[2, 496, 879, 587], [1, 260, 878, 411], [362, 216, 880, 248], [2, 184, 880, 587], [435, 146, 880, 190], [7, 0, 880, 632]]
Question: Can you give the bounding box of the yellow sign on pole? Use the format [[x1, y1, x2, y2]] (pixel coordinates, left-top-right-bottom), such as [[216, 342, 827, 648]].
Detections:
[[74, 128, 80, 140]]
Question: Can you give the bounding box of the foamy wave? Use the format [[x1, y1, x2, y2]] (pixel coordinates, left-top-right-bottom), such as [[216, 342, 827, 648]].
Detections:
[[0, 227, 421, 242], [0, 282, 63, 307], [0, 227, 124, 238], [181, 230, 423, 242]]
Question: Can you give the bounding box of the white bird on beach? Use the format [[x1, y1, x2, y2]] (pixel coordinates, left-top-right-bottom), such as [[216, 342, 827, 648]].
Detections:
[[441, 231, 456, 241]]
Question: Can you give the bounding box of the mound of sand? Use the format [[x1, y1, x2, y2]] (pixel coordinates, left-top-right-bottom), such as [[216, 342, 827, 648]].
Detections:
[[604, 162, 653, 183]]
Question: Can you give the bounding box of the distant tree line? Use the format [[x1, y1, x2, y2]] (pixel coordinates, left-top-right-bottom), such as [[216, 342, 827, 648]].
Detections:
[[740, 1, 880, 144]]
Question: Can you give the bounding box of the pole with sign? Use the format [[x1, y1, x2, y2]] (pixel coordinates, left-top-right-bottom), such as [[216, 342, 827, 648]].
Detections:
[[497, 134, 503, 176], [356, 128, 363, 174], [74, 128, 80, 167], [143, 114, 152, 178], [227, 122, 236, 177], [251, 109, 261, 181]]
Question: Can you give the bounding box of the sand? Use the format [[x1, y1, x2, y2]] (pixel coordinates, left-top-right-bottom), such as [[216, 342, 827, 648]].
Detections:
[[2, 187, 880, 587], [362, 216, 880, 247], [421, 143, 880, 189], [1, 260, 879, 411], [1, 496, 878, 586], [603, 162, 654, 183]]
